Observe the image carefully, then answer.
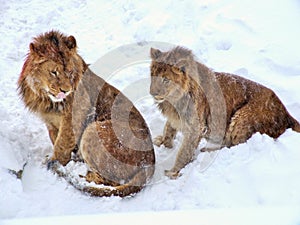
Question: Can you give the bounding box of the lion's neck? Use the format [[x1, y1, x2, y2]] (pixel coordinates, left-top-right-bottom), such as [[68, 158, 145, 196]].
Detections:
[[158, 89, 201, 126], [158, 72, 210, 130]]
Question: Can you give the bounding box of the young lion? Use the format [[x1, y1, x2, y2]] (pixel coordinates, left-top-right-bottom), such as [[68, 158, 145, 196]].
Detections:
[[150, 46, 300, 179], [17, 30, 155, 197]]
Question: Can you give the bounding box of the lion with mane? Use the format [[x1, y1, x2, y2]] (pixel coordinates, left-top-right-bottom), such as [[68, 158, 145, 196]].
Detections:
[[18, 30, 155, 197]]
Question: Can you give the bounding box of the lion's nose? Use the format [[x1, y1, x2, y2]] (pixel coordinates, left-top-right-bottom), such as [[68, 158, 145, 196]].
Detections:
[[150, 91, 156, 96], [150, 88, 159, 96], [59, 88, 67, 93]]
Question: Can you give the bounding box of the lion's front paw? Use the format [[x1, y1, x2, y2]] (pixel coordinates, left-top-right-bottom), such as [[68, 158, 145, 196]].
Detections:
[[153, 135, 164, 147], [163, 139, 174, 148], [47, 159, 66, 177], [164, 169, 182, 179], [153, 135, 173, 148], [47, 159, 61, 171], [51, 150, 71, 166]]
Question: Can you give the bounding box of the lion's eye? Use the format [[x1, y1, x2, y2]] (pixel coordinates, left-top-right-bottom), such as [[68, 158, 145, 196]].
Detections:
[[68, 70, 74, 77], [50, 71, 58, 77], [163, 77, 170, 84]]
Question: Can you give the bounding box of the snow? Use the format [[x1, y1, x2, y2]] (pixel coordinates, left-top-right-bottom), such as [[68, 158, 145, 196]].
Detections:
[[3, 207, 300, 225], [1, 0, 300, 224]]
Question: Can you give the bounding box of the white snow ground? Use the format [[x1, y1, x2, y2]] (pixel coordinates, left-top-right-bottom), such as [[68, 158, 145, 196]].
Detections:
[[1, 0, 300, 224]]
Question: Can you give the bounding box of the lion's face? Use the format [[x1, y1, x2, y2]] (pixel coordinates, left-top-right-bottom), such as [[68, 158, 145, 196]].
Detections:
[[18, 31, 85, 112], [150, 63, 188, 103], [150, 48, 189, 104], [27, 59, 75, 103]]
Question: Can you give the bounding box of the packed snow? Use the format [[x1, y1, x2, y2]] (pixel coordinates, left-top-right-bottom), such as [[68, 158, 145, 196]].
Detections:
[[1, 0, 300, 224]]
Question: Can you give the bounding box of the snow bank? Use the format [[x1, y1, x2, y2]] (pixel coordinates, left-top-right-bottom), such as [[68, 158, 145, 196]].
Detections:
[[3, 207, 300, 225], [1, 0, 300, 223]]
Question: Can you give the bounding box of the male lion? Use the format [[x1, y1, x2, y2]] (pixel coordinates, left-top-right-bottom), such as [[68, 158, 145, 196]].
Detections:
[[17, 30, 155, 197], [150, 46, 300, 179]]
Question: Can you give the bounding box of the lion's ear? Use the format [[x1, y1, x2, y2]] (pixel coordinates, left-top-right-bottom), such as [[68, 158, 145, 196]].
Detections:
[[66, 35, 77, 49], [174, 61, 186, 74], [171, 66, 185, 75], [180, 66, 186, 73], [29, 42, 45, 63], [29, 43, 36, 53], [150, 48, 162, 59]]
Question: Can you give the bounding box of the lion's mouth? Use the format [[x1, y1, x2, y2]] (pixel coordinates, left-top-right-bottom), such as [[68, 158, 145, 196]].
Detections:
[[153, 95, 165, 104], [48, 91, 71, 103]]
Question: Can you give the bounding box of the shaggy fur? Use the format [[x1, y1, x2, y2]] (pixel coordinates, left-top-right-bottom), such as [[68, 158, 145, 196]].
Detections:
[[18, 31, 155, 197], [150, 46, 300, 179]]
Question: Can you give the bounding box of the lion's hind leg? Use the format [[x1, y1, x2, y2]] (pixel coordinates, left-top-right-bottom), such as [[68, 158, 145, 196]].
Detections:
[[224, 104, 257, 147], [84, 171, 120, 186], [225, 92, 296, 148]]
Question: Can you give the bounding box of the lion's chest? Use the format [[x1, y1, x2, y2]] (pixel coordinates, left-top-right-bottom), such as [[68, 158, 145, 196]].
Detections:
[[40, 112, 62, 130]]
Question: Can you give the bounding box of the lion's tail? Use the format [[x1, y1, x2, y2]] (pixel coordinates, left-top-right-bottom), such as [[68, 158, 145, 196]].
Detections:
[[81, 168, 153, 197], [54, 164, 154, 197], [288, 114, 300, 133]]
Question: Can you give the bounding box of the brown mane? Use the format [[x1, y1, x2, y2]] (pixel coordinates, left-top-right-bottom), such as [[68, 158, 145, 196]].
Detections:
[[18, 31, 155, 197]]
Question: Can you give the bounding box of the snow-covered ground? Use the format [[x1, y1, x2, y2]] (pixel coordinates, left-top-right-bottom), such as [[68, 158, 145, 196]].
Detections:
[[1, 0, 300, 224]]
